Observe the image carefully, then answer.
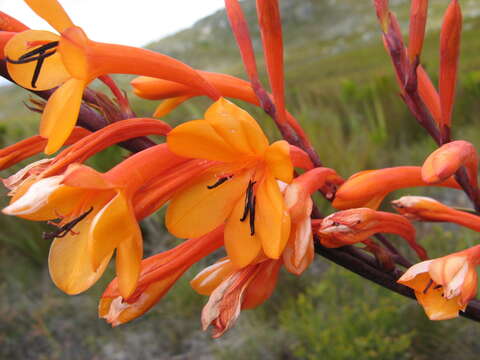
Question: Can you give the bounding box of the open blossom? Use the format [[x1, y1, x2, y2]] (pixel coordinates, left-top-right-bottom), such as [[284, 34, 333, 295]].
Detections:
[[2, 144, 191, 298], [166, 98, 293, 267], [4, 0, 218, 153], [398, 245, 480, 320]]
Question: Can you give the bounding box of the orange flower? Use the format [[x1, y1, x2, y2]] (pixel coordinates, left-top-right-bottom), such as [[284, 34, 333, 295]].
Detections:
[[332, 166, 461, 210], [3, 144, 188, 298], [439, 0, 462, 133], [99, 226, 224, 326], [318, 207, 427, 260], [191, 257, 281, 338], [5, 0, 218, 154], [398, 245, 480, 320], [422, 140, 478, 189], [407, 0, 428, 62], [392, 195, 480, 232], [165, 98, 293, 267], [0, 126, 90, 171], [282, 167, 343, 274]]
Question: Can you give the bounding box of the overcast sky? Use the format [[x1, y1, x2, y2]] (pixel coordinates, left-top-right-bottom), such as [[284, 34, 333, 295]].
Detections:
[[0, 0, 226, 85], [1, 0, 226, 46]]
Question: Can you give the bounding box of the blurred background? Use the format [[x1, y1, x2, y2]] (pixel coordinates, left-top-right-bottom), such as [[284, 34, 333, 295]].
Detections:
[[1, 0, 480, 359]]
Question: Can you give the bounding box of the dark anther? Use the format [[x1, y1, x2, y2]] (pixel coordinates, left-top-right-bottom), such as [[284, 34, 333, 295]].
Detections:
[[433, 284, 443, 290], [249, 196, 256, 236], [422, 279, 434, 294], [240, 180, 256, 222], [207, 176, 232, 189], [6, 41, 59, 88], [42, 207, 93, 241], [240, 180, 257, 236]]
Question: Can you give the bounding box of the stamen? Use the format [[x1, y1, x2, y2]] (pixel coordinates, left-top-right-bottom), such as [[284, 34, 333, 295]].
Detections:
[[6, 41, 59, 88], [42, 207, 93, 241], [249, 196, 256, 236], [240, 180, 256, 222], [422, 279, 434, 294], [207, 176, 232, 189]]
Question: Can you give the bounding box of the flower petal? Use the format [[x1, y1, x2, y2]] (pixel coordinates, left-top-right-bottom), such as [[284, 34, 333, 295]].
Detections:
[[166, 171, 250, 239], [41, 78, 86, 154], [204, 98, 268, 155], [256, 174, 290, 259], [5, 30, 69, 90], [115, 233, 143, 299], [167, 119, 241, 162], [265, 140, 293, 183], [48, 212, 111, 294], [89, 192, 140, 271], [24, 0, 74, 33], [224, 197, 262, 268]]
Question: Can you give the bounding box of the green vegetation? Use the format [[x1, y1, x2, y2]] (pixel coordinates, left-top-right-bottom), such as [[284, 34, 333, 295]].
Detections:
[[1, 0, 480, 358]]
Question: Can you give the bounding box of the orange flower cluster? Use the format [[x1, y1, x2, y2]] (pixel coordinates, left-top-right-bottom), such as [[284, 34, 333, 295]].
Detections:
[[0, 0, 479, 337]]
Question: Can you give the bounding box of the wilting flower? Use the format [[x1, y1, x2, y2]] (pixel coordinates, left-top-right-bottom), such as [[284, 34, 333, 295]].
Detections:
[[166, 98, 293, 267], [332, 166, 461, 210], [318, 207, 427, 260], [99, 226, 224, 326], [4, 0, 218, 153], [392, 195, 480, 232], [3, 144, 189, 297], [398, 245, 480, 320], [191, 257, 281, 338]]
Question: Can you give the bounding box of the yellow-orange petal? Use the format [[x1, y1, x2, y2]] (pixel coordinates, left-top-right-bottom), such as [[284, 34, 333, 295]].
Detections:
[[415, 288, 463, 320], [224, 197, 262, 267], [41, 78, 86, 154], [167, 119, 242, 162], [166, 171, 251, 239], [191, 258, 237, 295], [89, 192, 140, 271], [115, 233, 143, 299], [5, 30, 69, 90], [153, 96, 191, 118], [265, 140, 293, 183], [24, 0, 74, 33], [204, 98, 269, 155], [100, 267, 186, 326], [48, 211, 111, 294], [256, 174, 290, 259]]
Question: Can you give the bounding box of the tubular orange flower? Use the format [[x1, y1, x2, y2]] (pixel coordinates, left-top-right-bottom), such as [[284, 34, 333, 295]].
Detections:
[[408, 0, 428, 62], [318, 207, 427, 260], [4, 0, 218, 154], [99, 226, 224, 326], [439, 0, 462, 132], [2, 144, 189, 298], [0, 126, 91, 171], [398, 245, 480, 320], [392, 195, 480, 232], [332, 166, 461, 210], [166, 98, 293, 267], [0, 31, 15, 59], [0, 11, 29, 32], [191, 257, 281, 338], [422, 140, 478, 189], [282, 167, 343, 274]]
